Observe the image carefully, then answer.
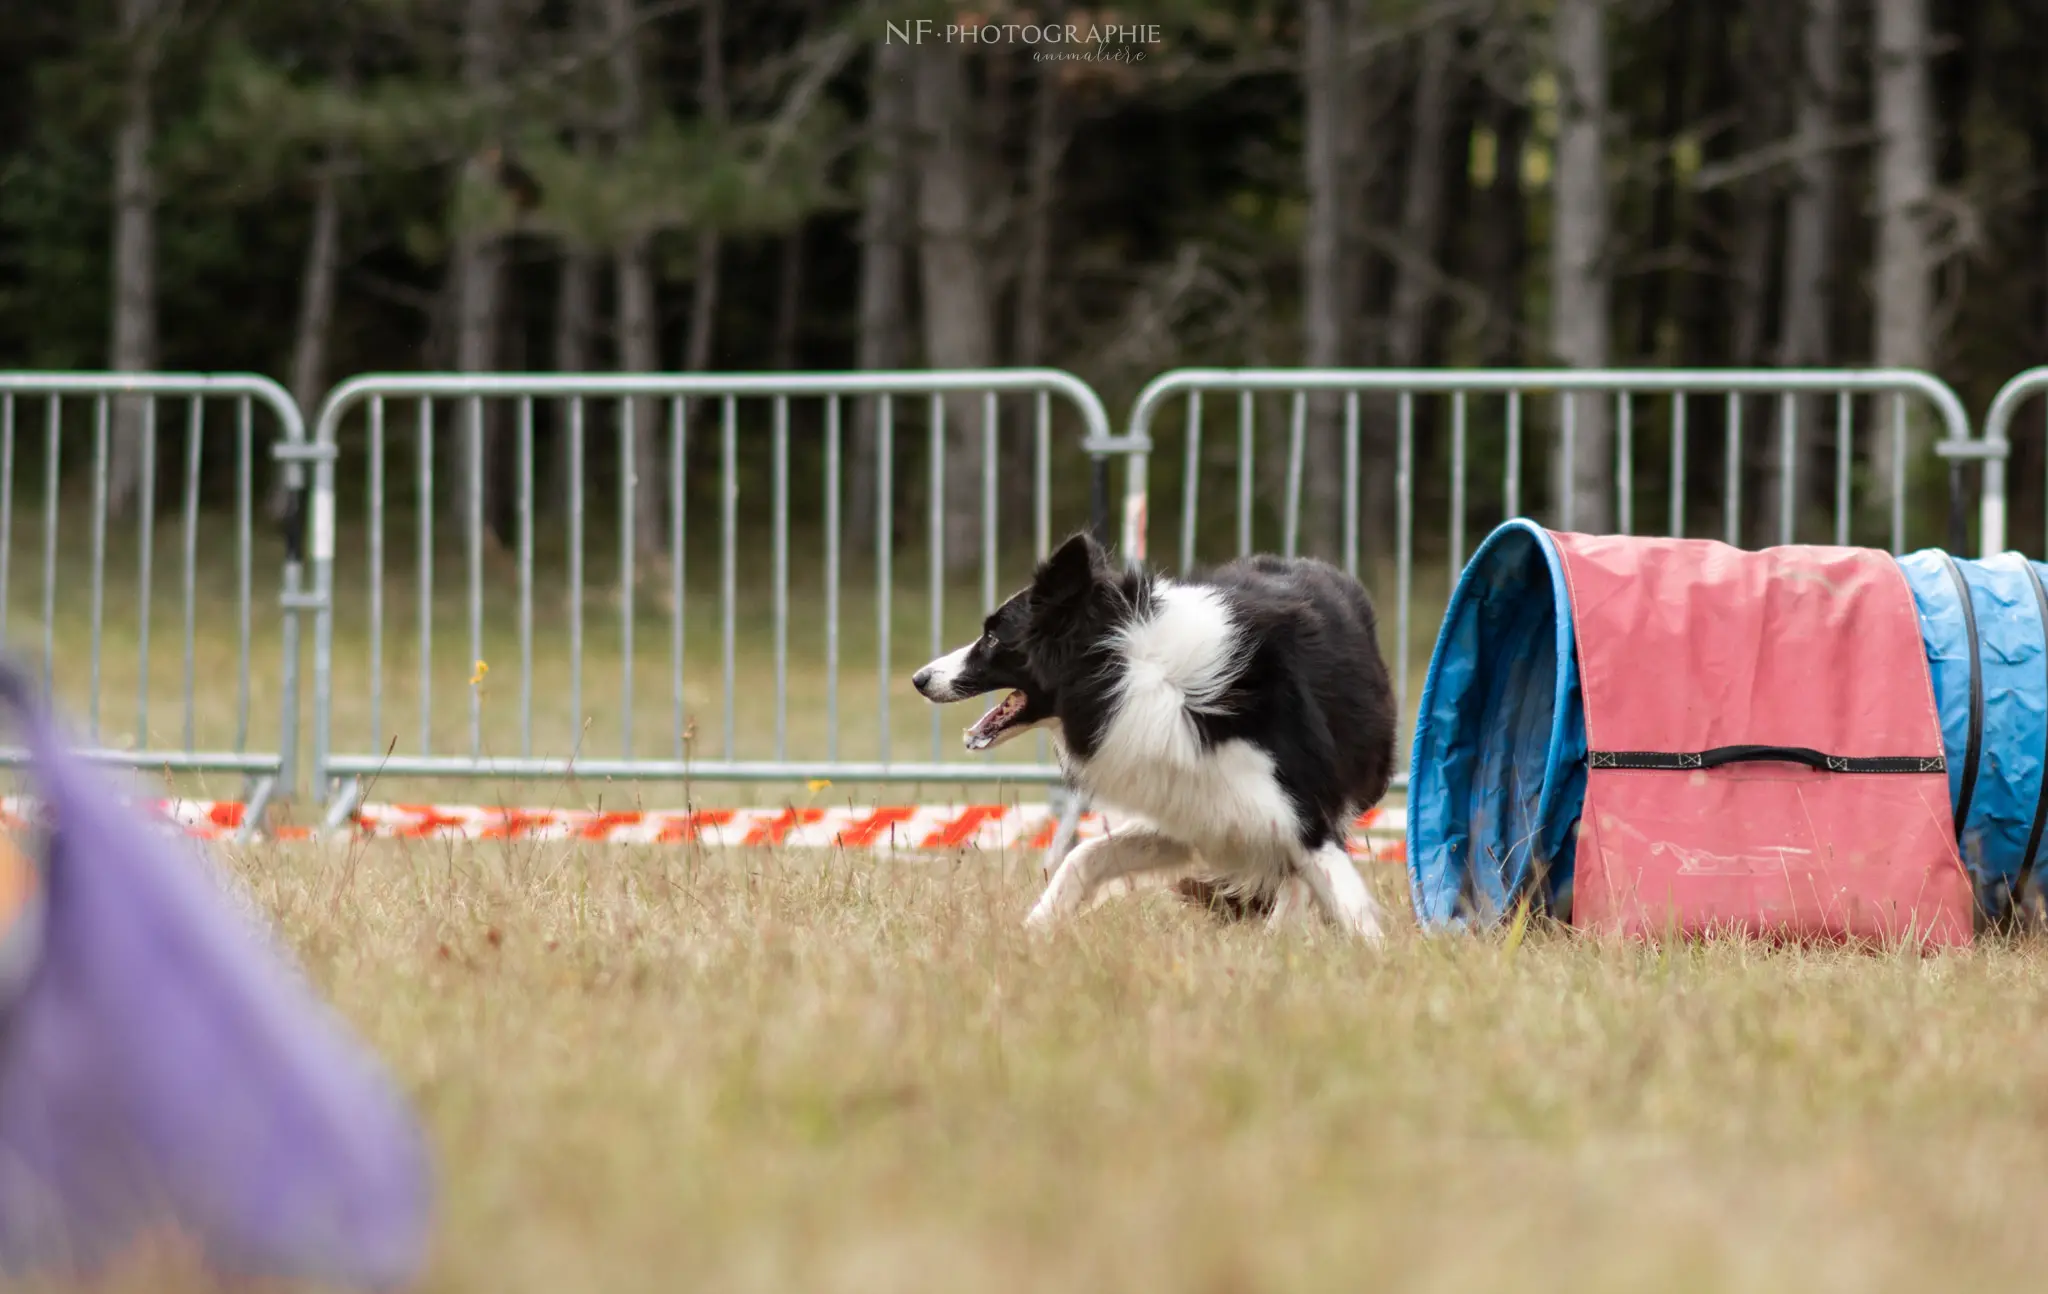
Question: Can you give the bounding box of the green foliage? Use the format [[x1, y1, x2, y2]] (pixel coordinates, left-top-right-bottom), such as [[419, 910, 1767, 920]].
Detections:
[[508, 105, 853, 250], [0, 0, 2036, 550], [178, 41, 485, 188], [0, 123, 108, 370]]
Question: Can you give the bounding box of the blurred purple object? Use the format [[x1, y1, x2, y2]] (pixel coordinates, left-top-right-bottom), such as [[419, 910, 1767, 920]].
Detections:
[[0, 660, 433, 1287]]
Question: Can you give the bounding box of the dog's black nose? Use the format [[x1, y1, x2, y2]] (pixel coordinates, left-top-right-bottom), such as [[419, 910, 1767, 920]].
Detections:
[[911, 667, 933, 696]]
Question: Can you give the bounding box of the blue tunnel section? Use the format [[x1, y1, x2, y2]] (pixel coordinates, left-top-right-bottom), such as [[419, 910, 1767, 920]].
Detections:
[[1406, 526, 2048, 928], [1895, 551, 2048, 906], [1406, 521, 1586, 927]]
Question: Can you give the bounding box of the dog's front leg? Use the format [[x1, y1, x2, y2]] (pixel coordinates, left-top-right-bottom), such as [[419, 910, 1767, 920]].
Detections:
[[1294, 840, 1387, 942], [1025, 830, 1198, 929]]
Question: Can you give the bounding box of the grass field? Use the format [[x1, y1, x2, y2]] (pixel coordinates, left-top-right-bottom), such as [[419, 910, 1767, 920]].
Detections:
[[14, 517, 2048, 1292], [24, 833, 2048, 1294]]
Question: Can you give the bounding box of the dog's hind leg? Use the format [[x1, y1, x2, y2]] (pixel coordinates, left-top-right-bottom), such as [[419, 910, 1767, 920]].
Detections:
[[1025, 830, 1199, 929], [1294, 840, 1387, 942]]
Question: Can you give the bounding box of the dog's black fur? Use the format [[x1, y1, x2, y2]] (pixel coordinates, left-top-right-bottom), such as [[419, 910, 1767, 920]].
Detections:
[[914, 532, 1397, 919]]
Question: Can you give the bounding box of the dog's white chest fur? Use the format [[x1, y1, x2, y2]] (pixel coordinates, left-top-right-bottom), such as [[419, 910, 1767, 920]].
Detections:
[[1060, 582, 1300, 861]]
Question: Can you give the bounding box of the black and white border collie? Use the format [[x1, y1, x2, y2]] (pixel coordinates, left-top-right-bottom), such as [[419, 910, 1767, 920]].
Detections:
[[911, 531, 1397, 941]]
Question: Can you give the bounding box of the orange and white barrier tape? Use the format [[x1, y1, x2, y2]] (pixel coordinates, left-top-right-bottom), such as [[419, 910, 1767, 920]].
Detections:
[[0, 797, 1408, 860]]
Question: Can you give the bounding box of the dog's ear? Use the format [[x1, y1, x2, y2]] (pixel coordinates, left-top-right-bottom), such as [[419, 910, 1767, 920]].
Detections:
[[1035, 531, 1107, 608]]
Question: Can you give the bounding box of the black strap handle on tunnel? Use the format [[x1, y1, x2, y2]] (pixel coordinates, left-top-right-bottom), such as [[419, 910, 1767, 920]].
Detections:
[[1589, 747, 1946, 774], [1937, 551, 1985, 836]]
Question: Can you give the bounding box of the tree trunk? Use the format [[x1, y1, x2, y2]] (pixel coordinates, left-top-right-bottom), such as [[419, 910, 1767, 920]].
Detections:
[[1730, 0, 1787, 372], [450, 219, 504, 537], [847, 35, 915, 554], [1633, 0, 1693, 362], [1930, 0, 1983, 188], [912, 42, 996, 575], [1728, 206, 1776, 368], [1383, 15, 1459, 542], [684, 237, 720, 372], [1299, 0, 1356, 562], [452, 0, 506, 547], [683, 0, 724, 379], [773, 227, 804, 370], [1776, 0, 1843, 534], [1732, 0, 1788, 545], [616, 238, 661, 560], [1549, 0, 1613, 533], [289, 169, 342, 430], [1015, 75, 1061, 372], [1778, 0, 1841, 370], [552, 246, 595, 515], [1386, 21, 1456, 369], [450, 3, 502, 355], [107, 0, 162, 523], [1871, 0, 1937, 495], [1008, 68, 1067, 552], [1688, 288, 1733, 532], [1435, 52, 1481, 366], [280, 159, 343, 521], [1348, 29, 1396, 368], [605, 0, 663, 564], [1928, 0, 1981, 383], [1476, 56, 1527, 370], [554, 253, 596, 373], [1684, 12, 1738, 372], [553, 0, 601, 516]]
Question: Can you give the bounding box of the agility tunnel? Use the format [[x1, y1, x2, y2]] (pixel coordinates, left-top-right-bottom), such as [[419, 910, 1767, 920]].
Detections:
[[1406, 521, 2048, 945]]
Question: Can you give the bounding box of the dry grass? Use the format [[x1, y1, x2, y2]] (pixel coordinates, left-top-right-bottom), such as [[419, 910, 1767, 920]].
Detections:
[[12, 519, 2045, 1292], [31, 833, 2048, 1293]]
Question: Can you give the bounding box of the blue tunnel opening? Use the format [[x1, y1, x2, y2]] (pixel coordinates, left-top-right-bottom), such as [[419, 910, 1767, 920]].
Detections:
[[1405, 521, 1587, 926]]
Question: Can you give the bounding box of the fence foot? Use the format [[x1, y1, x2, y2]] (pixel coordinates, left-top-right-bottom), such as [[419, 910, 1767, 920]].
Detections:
[[320, 778, 363, 835], [234, 776, 278, 846], [1042, 785, 1087, 880]]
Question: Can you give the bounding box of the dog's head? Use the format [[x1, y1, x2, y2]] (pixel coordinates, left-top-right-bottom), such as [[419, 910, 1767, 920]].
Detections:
[[911, 530, 1127, 750]]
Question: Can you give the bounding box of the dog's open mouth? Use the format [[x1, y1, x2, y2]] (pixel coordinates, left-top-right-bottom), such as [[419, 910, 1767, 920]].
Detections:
[[965, 691, 1033, 751]]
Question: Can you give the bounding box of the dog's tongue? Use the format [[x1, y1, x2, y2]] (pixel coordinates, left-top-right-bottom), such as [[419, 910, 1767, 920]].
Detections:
[[964, 691, 1026, 751]]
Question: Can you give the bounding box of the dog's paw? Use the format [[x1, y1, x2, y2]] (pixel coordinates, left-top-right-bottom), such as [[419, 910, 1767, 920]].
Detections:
[[1347, 905, 1388, 944], [1023, 888, 1061, 928], [1024, 882, 1085, 930]]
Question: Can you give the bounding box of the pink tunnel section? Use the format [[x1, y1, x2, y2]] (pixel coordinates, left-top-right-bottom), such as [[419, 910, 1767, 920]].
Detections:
[[1553, 532, 1973, 947]]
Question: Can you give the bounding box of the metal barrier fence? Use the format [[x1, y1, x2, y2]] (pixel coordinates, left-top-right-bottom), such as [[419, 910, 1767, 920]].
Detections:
[[0, 374, 310, 839], [0, 364, 2010, 846], [1976, 366, 2048, 557], [305, 371, 1129, 823], [1122, 368, 1979, 792]]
